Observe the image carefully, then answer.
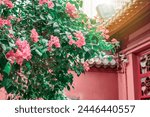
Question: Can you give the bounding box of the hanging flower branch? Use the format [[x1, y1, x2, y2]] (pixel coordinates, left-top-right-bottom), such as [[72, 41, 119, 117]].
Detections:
[[0, 0, 119, 100]]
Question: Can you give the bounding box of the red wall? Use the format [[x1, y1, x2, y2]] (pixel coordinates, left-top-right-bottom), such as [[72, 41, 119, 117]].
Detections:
[[118, 22, 150, 100], [65, 71, 118, 100]]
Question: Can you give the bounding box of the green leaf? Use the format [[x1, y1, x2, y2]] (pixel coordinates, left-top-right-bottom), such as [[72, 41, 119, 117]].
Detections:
[[26, 62, 31, 70], [3, 62, 11, 75], [35, 49, 42, 56]]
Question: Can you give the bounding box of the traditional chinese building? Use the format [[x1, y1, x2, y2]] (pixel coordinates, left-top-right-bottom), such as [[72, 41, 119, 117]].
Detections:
[[66, 0, 150, 100]]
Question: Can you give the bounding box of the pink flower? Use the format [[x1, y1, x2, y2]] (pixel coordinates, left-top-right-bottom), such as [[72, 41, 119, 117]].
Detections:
[[4, 0, 14, 8], [88, 25, 92, 29], [0, 87, 8, 100], [17, 18, 22, 22], [66, 2, 78, 18], [15, 50, 24, 66], [74, 31, 86, 48], [30, 29, 39, 43], [39, 0, 48, 5], [0, 1, 3, 5], [47, 1, 54, 9], [48, 35, 60, 50], [48, 69, 53, 73], [69, 12, 79, 18], [8, 33, 14, 38], [54, 42, 60, 48], [0, 18, 3, 27], [66, 2, 76, 14], [6, 50, 16, 64], [8, 15, 15, 20], [67, 35, 72, 40], [7, 93, 21, 100], [67, 35, 75, 45], [69, 39, 75, 45], [0, 74, 3, 81], [3, 19, 11, 26], [101, 33, 110, 40], [0, 18, 11, 27], [16, 39, 32, 60], [111, 38, 119, 44], [6, 39, 32, 66], [83, 62, 90, 71]]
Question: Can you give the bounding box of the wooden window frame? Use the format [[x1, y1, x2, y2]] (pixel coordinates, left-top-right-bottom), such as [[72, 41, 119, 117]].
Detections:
[[137, 49, 150, 100]]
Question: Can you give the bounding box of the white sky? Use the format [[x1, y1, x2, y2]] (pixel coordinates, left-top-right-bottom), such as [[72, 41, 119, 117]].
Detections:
[[82, 0, 131, 18]]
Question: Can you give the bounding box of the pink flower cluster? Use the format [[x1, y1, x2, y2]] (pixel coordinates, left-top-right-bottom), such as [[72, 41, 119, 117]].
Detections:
[[0, 87, 7, 100], [6, 39, 32, 66], [83, 62, 90, 71], [30, 29, 39, 43], [0, 18, 11, 27], [0, 0, 14, 8], [67, 35, 75, 45], [48, 35, 60, 51], [74, 31, 86, 48], [97, 26, 110, 40], [39, 0, 54, 9], [66, 2, 78, 18], [0, 87, 21, 100], [67, 31, 86, 48]]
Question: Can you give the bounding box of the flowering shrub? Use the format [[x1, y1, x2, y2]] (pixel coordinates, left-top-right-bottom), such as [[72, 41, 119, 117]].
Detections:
[[0, 0, 119, 100]]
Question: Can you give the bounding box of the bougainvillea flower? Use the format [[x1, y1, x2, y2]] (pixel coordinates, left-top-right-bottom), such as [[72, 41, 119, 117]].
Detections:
[[66, 2, 78, 18], [15, 49, 24, 65], [66, 2, 76, 14], [111, 38, 119, 44], [67, 35, 75, 45], [0, 18, 11, 27], [3, 0, 14, 8], [69, 39, 75, 45], [39, 0, 48, 5], [16, 39, 32, 60], [83, 62, 90, 71], [3, 19, 11, 26], [6, 50, 16, 64], [6, 39, 32, 66], [74, 31, 86, 48], [30, 29, 39, 43], [0, 87, 8, 100], [48, 35, 60, 50], [0, 18, 3, 27], [47, 1, 54, 9]]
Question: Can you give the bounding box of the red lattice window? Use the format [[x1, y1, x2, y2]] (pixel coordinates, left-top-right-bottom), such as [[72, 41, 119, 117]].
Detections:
[[138, 49, 150, 100]]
